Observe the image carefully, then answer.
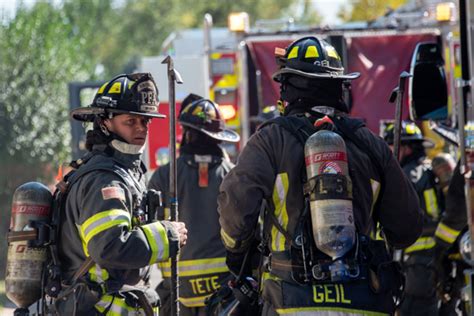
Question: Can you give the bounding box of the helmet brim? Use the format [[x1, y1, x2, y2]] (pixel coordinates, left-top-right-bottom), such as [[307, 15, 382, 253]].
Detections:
[[272, 68, 361, 82], [181, 122, 240, 143], [70, 107, 166, 122]]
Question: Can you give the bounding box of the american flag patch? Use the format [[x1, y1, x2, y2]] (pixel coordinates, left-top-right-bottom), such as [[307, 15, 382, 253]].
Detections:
[[101, 186, 125, 202]]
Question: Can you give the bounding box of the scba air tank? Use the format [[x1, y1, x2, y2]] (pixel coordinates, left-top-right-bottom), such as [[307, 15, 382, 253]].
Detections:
[[6, 182, 52, 309], [304, 130, 355, 259]]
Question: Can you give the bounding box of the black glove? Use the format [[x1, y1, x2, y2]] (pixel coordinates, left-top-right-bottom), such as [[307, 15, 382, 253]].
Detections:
[[226, 250, 250, 277]]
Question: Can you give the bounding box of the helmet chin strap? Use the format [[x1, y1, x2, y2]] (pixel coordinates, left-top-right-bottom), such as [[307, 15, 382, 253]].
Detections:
[[99, 120, 145, 155]]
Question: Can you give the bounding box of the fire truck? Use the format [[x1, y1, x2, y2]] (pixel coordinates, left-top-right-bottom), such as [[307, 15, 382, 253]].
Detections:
[[131, 1, 462, 171], [69, 0, 461, 172]]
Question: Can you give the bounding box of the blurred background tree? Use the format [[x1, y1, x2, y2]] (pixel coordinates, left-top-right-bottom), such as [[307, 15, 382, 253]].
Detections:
[[338, 0, 408, 22]]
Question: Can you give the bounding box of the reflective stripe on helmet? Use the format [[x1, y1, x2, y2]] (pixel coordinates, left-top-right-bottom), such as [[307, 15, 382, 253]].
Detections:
[[79, 209, 131, 256], [435, 222, 461, 244], [159, 257, 228, 278], [271, 173, 289, 252], [140, 221, 169, 264]]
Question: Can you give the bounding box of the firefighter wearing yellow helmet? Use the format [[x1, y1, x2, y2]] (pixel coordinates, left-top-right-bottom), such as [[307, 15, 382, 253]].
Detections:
[[54, 73, 188, 315], [218, 36, 423, 315]]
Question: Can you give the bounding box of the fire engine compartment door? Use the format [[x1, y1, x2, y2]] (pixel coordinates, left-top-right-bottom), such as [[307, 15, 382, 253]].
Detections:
[[408, 42, 448, 121]]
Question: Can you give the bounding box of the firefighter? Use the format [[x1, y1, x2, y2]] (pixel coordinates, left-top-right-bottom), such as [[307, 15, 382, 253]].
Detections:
[[383, 121, 443, 315], [148, 95, 239, 316], [57, 73, 188, 315], [218, 36, 423, 315], [434, 160, 467, 315]]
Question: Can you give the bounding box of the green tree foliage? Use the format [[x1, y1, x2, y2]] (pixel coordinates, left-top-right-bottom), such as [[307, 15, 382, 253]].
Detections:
[[338, 0, 408, 22]]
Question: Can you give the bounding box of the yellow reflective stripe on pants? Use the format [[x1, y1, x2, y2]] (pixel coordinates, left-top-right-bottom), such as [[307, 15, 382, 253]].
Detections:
[[79, 209, 131, 256], [423, 188, 439, 219], [179, 294, 211, 307], [404, 236, 436, 254], [275, 306, 388, 316], [160, 257, 228, 277], [141, 222, 169, 264], [271, 173, 289, 252], [89, 264, 109, 283], [435, 222, 461, 244]]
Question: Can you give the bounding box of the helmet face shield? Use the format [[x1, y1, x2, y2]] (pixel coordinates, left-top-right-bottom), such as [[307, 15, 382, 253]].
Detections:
[[71, 73, 165, 122], [179, 98, 240, 143]]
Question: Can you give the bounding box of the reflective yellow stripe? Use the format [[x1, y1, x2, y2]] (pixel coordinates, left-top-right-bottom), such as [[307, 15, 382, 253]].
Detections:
[[305, 45, 319, 58], [95, 294, 159, 315], [80, 209, 130, 253], [423, 188, 439, 219], [141, 222, 169, 264], [369, 179, 381, 217], [89, 264, 109, 283], [326, 46, 340, 60], [271, 173, 289, 251], [179, 294, 211, 307], [220, 228, 236, 249], [435, 222, 461, 244], [404, 236, 436, 253], [276, 306, 388, 315], [108, 82, 122, 94], [160, 257, 228, 277], [288, 46, 299, 59]]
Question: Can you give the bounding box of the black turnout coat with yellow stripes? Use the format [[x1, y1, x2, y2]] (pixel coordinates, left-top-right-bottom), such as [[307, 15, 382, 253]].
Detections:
[[58, 143, 178, 314], [218, 110, 423, 315], [148, 151, 234, 308]]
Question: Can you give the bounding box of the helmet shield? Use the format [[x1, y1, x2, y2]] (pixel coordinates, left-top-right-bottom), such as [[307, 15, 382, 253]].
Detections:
[[179, 99, 240, 143], [71, 73, 165, 122], [273, 36, 360, 82]]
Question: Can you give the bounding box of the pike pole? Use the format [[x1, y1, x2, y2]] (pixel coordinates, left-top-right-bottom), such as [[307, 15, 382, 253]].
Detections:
[[162, 56, 183, 316], [392, 71, 412, 161], [389, 71, 411, 263]]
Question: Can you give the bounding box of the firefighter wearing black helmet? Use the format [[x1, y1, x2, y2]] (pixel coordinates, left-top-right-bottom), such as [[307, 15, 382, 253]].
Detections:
[[148, 95, 239, 316], [57, 73, 188, 315], [383, 121, 452, 315], [218, 36, 423, 315]]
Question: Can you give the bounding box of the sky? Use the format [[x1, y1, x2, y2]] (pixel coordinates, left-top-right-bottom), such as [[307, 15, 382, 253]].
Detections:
[[0, 0, 348, 25]]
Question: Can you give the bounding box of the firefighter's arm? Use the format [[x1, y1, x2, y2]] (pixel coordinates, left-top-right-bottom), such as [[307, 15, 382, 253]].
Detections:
[[76, 173, 180, 269], [218, 127, 277, 254], [435, 161, 465, 247], [377, 144, 423, 249]]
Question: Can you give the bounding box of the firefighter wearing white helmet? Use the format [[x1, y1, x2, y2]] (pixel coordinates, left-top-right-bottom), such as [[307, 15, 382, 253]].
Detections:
[[55, 73, 188, 315], [148, 95, 239, 316], [218, 36, 422, 315]]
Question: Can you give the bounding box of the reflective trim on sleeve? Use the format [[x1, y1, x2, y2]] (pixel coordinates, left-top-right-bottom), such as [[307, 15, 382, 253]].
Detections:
[[369, 179, 381, 217], [404, 236, 436, 254], [95, 294, 153, 316], [275, 306, 387, 315], [423, 188, 440, 219], [160, 257, 228, 277], [89, 264, 109, 284], [271, 173, 289, 252], [220, 228, 237, 249], [435, 222, 461, 244], [141, 222, 169, 264], [79, 209, 131, 254], [179, 294, 212, 307]]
